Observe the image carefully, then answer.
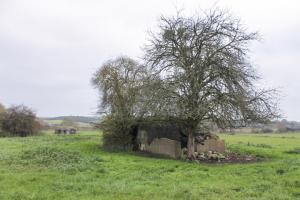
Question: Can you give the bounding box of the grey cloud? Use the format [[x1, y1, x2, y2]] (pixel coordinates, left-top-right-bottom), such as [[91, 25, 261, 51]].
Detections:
[[0, 0, 300, 120]]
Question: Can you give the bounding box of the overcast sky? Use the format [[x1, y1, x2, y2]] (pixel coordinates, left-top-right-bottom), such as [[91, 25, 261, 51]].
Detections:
[[0, 0, 299, 120]]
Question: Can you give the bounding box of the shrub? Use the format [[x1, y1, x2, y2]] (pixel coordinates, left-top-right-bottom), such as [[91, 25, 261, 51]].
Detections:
[[1, 105, 41, 137], [0, 103, 5, 134], [98, 115, 134, 151]]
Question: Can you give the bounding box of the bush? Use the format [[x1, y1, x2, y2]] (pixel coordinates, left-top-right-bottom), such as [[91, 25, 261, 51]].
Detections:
[[0, 103, 5, 134], [1, 105, 41, 137], [98, 115, 134, 151]]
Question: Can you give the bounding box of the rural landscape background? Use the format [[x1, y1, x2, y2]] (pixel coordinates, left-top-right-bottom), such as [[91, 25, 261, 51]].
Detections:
[[1, 0, 300, 200]]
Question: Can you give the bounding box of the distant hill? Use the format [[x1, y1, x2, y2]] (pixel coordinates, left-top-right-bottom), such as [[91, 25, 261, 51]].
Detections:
[[42, 116, 98, 124]]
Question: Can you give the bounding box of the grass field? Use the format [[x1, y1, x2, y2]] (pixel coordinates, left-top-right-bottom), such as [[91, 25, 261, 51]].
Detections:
[[43, 119, 92, 128], [0, 131, 299, 200], [42, 119, 63, 125]]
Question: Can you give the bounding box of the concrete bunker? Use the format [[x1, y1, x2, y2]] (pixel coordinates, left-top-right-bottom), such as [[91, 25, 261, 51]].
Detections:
[[134, 122, 225, 158]]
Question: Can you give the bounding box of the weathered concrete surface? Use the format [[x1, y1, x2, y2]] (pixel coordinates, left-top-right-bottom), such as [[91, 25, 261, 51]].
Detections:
[[196, 139, 225, 153], [144, 138, 181, 158]]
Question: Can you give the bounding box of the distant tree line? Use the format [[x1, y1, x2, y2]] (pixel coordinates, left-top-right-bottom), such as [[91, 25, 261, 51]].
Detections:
[[92, 8, 279, 157], [44, 116, 97, 124], [243, 119, 300, 133]]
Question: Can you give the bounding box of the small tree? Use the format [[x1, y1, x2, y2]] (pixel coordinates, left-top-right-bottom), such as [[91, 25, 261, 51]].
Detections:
[[1, 105, 41, 137], [92, 56, 148, 149], [0, 103, 5, 114], [0, 103, 5, 133], [145, 9, 279, 158]]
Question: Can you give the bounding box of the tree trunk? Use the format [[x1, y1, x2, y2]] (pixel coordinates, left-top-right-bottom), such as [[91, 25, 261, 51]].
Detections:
[[187, 129, 195, 159]]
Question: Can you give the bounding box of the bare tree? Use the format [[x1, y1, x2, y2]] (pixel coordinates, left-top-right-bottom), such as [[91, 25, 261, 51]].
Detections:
[[1, 105, 41, 137], [145, 9, 279, 158]]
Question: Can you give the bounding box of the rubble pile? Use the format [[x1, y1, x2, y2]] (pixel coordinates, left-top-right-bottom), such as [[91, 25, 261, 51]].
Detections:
[[182, 148, 259, 163]]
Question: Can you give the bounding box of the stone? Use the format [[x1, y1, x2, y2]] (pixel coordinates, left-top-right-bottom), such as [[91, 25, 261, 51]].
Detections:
[[196, 138, 225, 153], [210, 153, 218, 160], [217, 154, 226, 160]]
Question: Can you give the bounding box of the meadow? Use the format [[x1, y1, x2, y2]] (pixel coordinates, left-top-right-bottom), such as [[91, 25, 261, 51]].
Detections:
[[43, 119, 92, 128], [0, 131, 299, 200]]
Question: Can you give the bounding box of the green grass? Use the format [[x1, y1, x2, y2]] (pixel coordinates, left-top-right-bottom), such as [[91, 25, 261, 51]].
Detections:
[[0, 132, 299, 200], [43, 119, 63, 125]]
